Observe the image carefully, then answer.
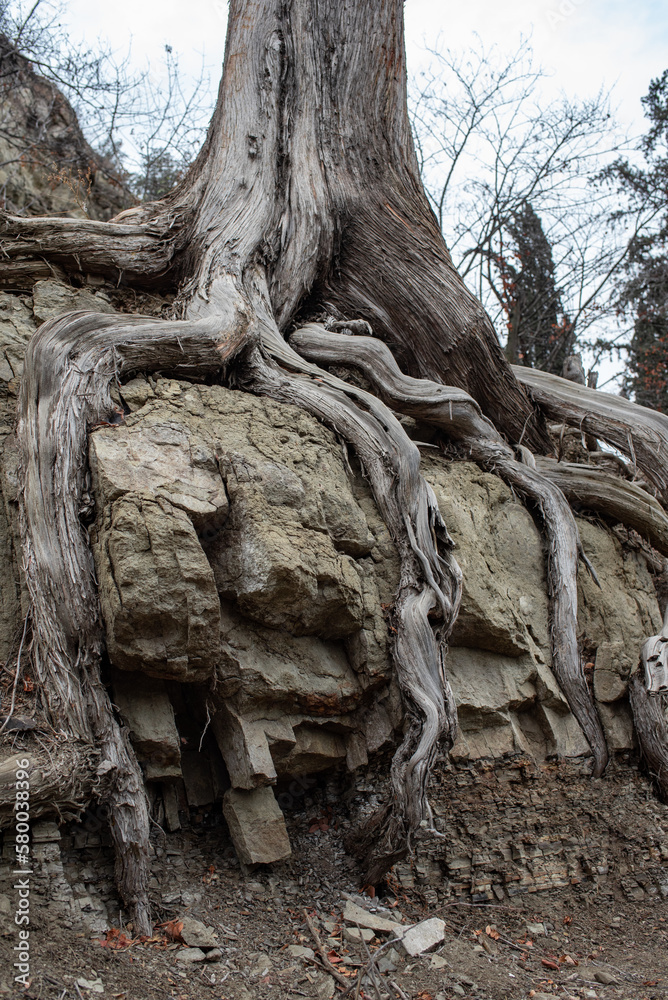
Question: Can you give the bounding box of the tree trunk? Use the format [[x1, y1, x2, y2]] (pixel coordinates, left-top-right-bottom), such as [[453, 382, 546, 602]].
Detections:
[[3, 0, 668, 931]]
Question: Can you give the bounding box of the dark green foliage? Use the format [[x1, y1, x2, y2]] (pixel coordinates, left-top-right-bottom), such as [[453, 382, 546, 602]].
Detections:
[[497, 201, 574, 374], [607, 71, 668, 410]]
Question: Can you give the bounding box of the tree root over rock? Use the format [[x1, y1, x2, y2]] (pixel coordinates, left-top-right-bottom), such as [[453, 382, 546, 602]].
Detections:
[[16, 307, 250, 933], [290, 323, 609, 776], [4, 0, 668, 930]]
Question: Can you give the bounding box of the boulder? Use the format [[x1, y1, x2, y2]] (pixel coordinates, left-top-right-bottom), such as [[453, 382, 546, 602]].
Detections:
[[111, 671, 181, 781], [222, 787, 291, 865], [92, 496, 220, 682]]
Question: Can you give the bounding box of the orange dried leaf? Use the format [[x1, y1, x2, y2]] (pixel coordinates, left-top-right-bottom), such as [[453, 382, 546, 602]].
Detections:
[[157, 919, 184, 943]]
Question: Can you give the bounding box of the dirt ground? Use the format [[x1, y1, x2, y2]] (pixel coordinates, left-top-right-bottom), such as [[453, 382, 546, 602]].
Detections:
[[2, 753, 668, 1000]]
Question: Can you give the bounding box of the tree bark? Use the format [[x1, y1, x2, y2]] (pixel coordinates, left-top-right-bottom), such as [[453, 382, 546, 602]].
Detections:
[[514, 365, 668, 501], [4, 0, 668, 926]]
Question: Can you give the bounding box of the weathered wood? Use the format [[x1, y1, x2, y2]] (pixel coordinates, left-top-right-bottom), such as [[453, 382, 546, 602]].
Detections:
[[9, 0, 668, 917], [514, 366, 668, 501], [534, 457, 668, 555], [17, 304, 250, 933], [245, 320, 462, 879], [0, 745, 97, 827], [628, 673, 668, 803], [290, 323, 609, 775]]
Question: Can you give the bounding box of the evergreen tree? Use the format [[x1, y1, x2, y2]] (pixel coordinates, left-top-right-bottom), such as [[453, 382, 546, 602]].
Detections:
[[498, 201, 574, 373], [608, 71, 668, 409]]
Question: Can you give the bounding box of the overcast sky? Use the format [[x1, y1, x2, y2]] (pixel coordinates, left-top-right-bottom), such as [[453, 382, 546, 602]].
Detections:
[[60, 0, 668, 137]]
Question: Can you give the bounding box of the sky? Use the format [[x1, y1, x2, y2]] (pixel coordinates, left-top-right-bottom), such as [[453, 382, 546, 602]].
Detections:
[[59, 0, 668, 136]]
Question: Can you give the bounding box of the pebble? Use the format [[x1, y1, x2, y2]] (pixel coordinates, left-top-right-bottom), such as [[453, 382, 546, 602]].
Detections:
[[395, 917, 446, 956], [286, 944, 315, 960], [344, 926, 375, 944], [176, 947, 206, 963], [180, 916, 218, 949], [594, 970, 620, 985], [430, 954, 449, 969], [205, 948, 223, 962], [526, 922, 546, 936], [343, 899, 403, 934], [75, 979, 104, 994]]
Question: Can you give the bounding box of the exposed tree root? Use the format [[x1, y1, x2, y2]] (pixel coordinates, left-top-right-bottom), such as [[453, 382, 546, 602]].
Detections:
[[242, 315, 462, 879], [17, 305, 250, 933], [629, 674, 668, 803], [0, 739, 98, 827], [514, 366, 668, 501], [0, 210, 187, 290], [290, 323, 609, 775], [8, 0, 668, 924], [628, 601, 668, 803], [534, 458, 668, 556]]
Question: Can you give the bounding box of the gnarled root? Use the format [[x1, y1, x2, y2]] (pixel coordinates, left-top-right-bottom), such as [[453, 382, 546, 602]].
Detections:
[[514, 365, 668, 502], [629, 672, 668, 803], [534, 457, 668, 556], [0, 739, 98, 827], [290, 323, 609, 775], [629, 619, 668, 802], [17, 302, 251, 933], [243, 318, 462, 880]]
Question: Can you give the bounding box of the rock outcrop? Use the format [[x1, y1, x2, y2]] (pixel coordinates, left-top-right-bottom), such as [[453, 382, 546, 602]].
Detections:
[[0, 278, 664, 869]]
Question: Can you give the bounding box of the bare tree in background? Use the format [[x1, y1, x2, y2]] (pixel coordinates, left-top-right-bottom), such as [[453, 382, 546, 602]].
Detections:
[[0, 0, 213, 205], [410, 38, 652, 371]]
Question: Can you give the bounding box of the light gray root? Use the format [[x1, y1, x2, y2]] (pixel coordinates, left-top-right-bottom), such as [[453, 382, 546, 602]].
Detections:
[[534, 457, 668, 556], [290, 323, 609, 776], [16, 306, 250, 933], [0, 742, 98, 827], [242, 315, 462, 882], [628, 673, 668, 803], [514, 366, 668, 502]]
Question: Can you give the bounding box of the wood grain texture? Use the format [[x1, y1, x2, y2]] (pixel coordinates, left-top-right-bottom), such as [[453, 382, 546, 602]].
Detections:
[[17, 303, 250, 932], [514, 366, 668, 501], [290, 323, 609, 775], [534, 458, 668, 555], [9, 0, 668, 913]]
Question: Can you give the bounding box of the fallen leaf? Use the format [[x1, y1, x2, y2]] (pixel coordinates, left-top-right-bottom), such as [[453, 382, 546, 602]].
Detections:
[[560, 954, 577, 965], [541, 958, 559, 971], [563, 915, 573, 925], [485, 925, 500, 940], [156, 919, 184, 943], [327, 950, 343, 963], [97, 928, 135, 950]]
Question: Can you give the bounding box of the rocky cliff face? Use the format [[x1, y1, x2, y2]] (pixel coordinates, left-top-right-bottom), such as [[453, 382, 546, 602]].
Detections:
[[0, 279, 663, 873], [0, 35, 131, 224]]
